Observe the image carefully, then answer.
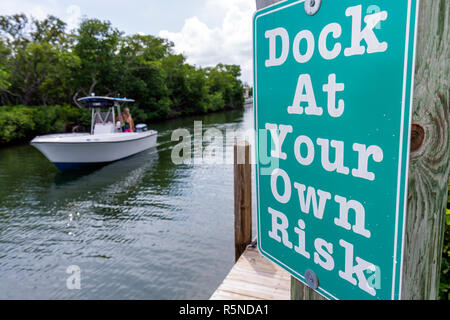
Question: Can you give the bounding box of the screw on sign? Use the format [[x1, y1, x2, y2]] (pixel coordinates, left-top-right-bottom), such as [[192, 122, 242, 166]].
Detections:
[[305, 0, 321, 16], [254, 0, 421, 300], [305, 269, 319, 290]]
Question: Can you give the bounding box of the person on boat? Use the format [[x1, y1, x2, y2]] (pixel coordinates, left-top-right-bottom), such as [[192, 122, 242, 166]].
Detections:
[[121, 108, 135, 132]]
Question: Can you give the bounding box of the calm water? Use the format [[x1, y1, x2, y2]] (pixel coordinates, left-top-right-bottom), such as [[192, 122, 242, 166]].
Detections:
[[0, 107, 256, 299]]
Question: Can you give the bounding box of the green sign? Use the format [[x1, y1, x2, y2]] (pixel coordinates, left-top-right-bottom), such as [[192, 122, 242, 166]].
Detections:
[[253, 0, 419, 300]]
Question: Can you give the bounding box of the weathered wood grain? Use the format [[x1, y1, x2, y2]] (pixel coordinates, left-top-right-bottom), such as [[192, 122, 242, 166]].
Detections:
[[255, 0, 280, 9], [210, 245, 291, 300], [234, 141, 252, 262], [401, 0, 450, 300]]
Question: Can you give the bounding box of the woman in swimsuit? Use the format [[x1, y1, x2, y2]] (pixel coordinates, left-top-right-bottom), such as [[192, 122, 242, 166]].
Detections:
[[121, 108, 135, 132]]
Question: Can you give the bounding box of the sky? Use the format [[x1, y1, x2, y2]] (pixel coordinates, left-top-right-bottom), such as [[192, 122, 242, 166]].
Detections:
[[0, 0, 256, 85]]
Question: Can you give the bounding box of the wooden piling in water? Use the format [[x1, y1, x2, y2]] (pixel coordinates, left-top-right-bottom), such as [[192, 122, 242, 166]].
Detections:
[[211, 141, 291, 300], [212, 140, 291, 299], [234, 141, 252, 262]]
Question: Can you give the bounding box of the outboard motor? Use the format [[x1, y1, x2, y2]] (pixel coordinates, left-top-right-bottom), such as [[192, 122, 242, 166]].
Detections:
[[136, 124, 148, 132]]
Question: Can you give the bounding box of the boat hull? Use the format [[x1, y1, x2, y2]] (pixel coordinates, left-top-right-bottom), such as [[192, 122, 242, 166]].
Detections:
[[31, 131, 157, 171]]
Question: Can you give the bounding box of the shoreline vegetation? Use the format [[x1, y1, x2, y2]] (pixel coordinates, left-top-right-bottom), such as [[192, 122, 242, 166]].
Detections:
[[0, 14, 249, 145], [442, 179, 450, 300]]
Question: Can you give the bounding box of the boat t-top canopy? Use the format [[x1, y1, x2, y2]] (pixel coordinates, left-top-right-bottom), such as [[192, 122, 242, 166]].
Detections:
[[77, 96, 135, 134], [77, 96, 135, 108]]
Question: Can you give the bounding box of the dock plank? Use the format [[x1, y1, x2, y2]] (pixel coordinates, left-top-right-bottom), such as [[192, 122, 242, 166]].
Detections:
[[210, 245, 290, 300]]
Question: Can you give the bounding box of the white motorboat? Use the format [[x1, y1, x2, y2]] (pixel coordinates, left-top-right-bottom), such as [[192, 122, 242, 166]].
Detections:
[[31, 96, 158, 171]]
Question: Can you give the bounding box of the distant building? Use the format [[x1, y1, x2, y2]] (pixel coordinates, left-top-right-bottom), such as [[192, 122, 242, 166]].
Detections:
[[243, 85, 253, 99]]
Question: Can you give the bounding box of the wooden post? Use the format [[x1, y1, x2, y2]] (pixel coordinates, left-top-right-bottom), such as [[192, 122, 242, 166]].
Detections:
[[255, 0, 450, 300], [234, 141, 252, 262], [255, 0, 280, 9], [400, 0, 450, 299]]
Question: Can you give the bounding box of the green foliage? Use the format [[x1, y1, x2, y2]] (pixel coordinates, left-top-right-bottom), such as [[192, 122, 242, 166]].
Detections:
[[0, 105, 89, 144], [73, 18, 123, 96], [0, 68, 9, 91], [0, 13, 244, 124], [0, 107, 35, 143], [440, 178, 450, 300], [0, 38, 10, 91]]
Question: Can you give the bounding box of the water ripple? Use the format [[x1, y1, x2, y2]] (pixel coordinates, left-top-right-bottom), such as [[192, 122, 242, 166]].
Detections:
[[0, 108, 253, 299]]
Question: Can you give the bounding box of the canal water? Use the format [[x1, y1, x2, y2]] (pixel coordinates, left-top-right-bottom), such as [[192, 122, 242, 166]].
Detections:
[[0, 106, 256, 299]]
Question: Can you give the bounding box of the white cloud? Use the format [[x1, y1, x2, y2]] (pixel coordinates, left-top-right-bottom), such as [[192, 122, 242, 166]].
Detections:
[[0, 1, 82, 32], [0, 0, 255, 84], [159, 0, 255, 85], [66, 4, 81, 31], [0, 0, 51, 19]]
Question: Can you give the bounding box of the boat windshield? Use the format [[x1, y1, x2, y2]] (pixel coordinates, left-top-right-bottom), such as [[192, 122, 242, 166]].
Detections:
[[94, 111, 114, 124]]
